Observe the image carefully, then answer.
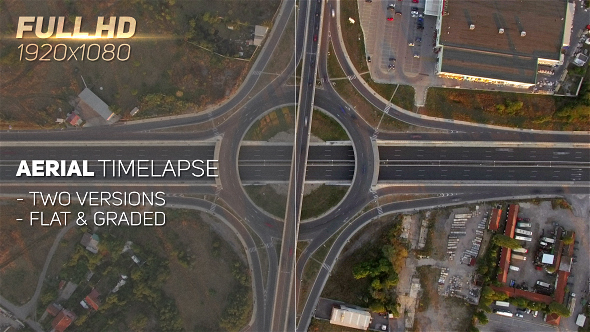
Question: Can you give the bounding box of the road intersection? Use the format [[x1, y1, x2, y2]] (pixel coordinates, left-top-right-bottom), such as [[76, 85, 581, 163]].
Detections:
[[0, 1, 589, 331]]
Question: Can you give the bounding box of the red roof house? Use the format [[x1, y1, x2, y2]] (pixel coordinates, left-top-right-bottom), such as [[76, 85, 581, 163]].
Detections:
[[52, 309, 76, 332], [84, 289, 101, 311]]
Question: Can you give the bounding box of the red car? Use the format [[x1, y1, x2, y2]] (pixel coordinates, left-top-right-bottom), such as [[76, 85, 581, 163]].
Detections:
[[387, 16, 394, 21], [412, 0, 419, 3], [313, 34, 318, 41]]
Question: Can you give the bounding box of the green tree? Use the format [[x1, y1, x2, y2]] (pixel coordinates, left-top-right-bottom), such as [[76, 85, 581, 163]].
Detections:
[[492, 234, 522, 249], [369, 302, 386, 313], [562, 235, 574, 245], [352, 261, 376, 279], [473, 310, 488, 325], [548, 302, 571, 317]]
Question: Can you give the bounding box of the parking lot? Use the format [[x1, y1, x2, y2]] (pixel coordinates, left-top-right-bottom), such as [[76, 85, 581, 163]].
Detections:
[[358, 0, 438, 82], [480, 308, 557, 332]]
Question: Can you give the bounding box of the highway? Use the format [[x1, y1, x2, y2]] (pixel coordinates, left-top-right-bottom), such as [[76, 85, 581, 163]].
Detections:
[[0, 0, 589, 331], [270, 0, 325, 329]]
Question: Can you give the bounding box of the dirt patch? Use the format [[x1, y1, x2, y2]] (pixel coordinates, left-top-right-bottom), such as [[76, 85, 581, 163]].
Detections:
[[244, 106, 295, 141]]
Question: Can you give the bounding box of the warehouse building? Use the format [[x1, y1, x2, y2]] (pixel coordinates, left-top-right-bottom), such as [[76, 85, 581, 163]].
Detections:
[[426, 0, 571, 88], [329, 305, 372, 330]]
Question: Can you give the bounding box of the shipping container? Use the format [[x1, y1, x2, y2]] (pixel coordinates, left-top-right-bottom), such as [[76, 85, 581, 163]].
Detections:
[[515, 229, 533, 236], [514, 235, 532, 242]]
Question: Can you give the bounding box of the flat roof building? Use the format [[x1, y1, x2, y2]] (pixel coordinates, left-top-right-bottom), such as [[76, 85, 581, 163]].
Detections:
[[330, 305, 372, 330], [78, 88, 115, 122], [431, 0, 569, 88], [488, 208, 502, 231]]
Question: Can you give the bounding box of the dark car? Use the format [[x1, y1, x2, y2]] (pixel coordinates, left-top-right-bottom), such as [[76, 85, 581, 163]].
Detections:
[[308, 79, 313, 86], [367, 56, 371, 62], [395, 10, 402, 15], [313, 34, 318, 42]]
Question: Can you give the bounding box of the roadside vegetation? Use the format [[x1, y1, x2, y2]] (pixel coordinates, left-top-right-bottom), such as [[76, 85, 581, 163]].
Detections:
[[423, 71, 590, 130], [311, 109, 349, 141], [36, 209, 251, 332], [364, 75, 415, 110], [244, 185, 287, 218], [244, 106, 295, 141], [339, 0, 368, 73], [321, 216, 407, 316], [329, 63, 413, 131], [301, 185, 348, 220]]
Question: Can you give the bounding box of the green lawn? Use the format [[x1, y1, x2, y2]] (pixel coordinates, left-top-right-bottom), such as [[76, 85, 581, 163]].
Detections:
[[301, 185, 349, 220], [311, 110, 349, 141], [243, 185, 287, 218]]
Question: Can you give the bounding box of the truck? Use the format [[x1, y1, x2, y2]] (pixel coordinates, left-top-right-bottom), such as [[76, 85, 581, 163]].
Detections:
[[515, 229, 533, 236], [568, 293, 576, 314], [514, 235, 532, 242], [494, 309, 513, 317], [513, 247, 528, 254], [495, 301, 510, 307], [509, 265, 520, 271], [512, 254, 527, 261], [517, 222, 531, 228], [536, 280, 551, 288], [541, 237, 555, 244]]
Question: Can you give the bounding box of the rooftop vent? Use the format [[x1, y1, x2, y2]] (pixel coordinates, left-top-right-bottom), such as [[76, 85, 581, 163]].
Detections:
[[469, 24, 475, 30], [521, 31, 526, 37], [498, 28, 504, 34]]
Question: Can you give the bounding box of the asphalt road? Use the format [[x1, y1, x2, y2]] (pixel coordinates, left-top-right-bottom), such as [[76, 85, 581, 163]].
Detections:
[[0, 0, 588, 331], [270, 0, 325, 329]]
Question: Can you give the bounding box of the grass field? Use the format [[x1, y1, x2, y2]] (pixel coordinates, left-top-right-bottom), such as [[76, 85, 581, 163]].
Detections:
[[0, 0, 280, 128], [0, 199, 79, 305], [364, 75, 415, 110], [340, 0, 368, 73], [301, 185, 349, 220], [244, 106, 295, 141], [243, 185, 287, 218], [311, 109, 349, 141], [327, 43, 347, 79]]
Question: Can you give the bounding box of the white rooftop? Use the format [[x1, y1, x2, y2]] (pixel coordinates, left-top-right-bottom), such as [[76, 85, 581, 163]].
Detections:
[[78, 88, 114, 121], [330, 306, 371, 330], [542, 254, 554, 264]]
